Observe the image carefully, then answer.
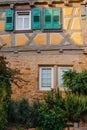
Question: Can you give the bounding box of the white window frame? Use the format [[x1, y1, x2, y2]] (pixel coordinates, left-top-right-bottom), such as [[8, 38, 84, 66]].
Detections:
[[15, 10, 31, 30], [58, 66, 72, 91], [39, 67, 54, 90]]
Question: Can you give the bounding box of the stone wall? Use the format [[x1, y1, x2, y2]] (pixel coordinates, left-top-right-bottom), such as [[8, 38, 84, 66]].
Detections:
[[5, 53, 87, 102]]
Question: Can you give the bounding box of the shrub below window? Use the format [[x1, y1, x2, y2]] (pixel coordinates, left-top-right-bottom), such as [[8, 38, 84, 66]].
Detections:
[[8, 99, 40, 129], [37, 90, 67, 130], [64, 94, 87, 122], [38, 104, 67, 130]]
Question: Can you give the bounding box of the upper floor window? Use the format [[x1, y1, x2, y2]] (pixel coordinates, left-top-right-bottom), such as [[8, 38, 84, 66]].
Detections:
[[5, 8, 62, 31], [15, 11, 31, 30]]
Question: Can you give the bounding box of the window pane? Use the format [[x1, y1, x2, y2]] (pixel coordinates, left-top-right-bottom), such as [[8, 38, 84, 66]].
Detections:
[[24, 18, 29, 28], [40, 68, 52, 88], [16, 18, 23, 29], [16, 11, 30, 30], [58, 67, 72, 90]]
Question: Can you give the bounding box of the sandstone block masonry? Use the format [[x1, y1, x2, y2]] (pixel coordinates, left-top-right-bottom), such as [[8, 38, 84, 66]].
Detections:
[[6, 53, 87, 103]]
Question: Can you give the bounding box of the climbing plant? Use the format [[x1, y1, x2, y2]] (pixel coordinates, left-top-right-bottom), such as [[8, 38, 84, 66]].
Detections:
[[0, 56, 22, 130]]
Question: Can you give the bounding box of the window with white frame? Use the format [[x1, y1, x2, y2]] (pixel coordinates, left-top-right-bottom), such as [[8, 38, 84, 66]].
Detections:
[[15, 11, 31, 30], [58, 67, 72, 90], [5, 8, 62, 31], [39, 67, 53, 90]]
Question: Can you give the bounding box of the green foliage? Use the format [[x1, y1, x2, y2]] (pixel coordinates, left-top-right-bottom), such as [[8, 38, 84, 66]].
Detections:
[[37, 90, 67, 130], [15, 125, 25, 130], [63, 70, 87, 95], [0, 56, 22, 130], [19, 99, 40, 128], [64, 94, 87, 122], [0, 103, 8, 130], [44, 89, 65, 109], [63, 70, 87, 123], [8, 100, 20, 123], [38, 104, 66, 130], [8, 99, 40, 128]]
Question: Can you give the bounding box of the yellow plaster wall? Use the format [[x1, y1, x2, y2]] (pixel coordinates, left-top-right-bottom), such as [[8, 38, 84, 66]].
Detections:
[[71, 18, 81, 30], [0, 35, 10, 47], [1, 12, 5, 18], [63, 18, 70, 30], [34, 34, 46, 46], [0, 21, 4, 32], [29, 33, 33, 37], [75, 7, 80, 16], [35, 4, 48, 7], [63, 7, 73, 16], [15, 34, 28, 46], [71, 32, 83, 45], [50, 33, 63, 45]]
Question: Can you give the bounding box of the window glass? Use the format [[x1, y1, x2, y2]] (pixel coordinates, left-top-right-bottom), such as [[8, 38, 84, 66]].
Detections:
[[24, 17, 29, 28], [86, 5, 87, 18], [39, 67, 53, 90], [58, 67, 72, 90], [16, 11, 31, 30], [16, 17, 22, 29]]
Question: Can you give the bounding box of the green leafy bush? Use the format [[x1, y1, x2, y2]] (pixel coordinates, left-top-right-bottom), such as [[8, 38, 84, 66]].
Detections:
[[64, 94, 87, 122], [8, 99, 40, 128], [63, 70, 87, 95], [44, 89, 65, 109], [63, 70, 87, 123], [8, 100, 20, 123], [37, 90, 67, 130], [0, 103, 8, 130], [38, 104, 66, 130]]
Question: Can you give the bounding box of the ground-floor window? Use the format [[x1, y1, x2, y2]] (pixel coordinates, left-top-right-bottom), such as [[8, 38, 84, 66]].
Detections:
[[39, 66, 72, 90], [39, 67, 54, 90]]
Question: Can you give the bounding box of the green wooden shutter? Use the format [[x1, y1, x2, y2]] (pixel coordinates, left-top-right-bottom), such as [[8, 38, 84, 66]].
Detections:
[[5, 9, 14, 31], [32, 8, 41, 30], [44, 9, 52, 29], [52, 8, 61, 29]]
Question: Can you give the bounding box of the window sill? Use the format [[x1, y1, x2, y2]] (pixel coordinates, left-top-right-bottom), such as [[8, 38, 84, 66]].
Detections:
[[42, 29, 63, 33], [13, 30, 33, 33]]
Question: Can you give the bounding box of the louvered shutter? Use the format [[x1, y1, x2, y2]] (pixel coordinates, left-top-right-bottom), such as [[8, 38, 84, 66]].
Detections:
[[52, 8, 61, 29], [32, 8, 41, 30], [5, 9, 14, 31], [44, 8, 52, 29]]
